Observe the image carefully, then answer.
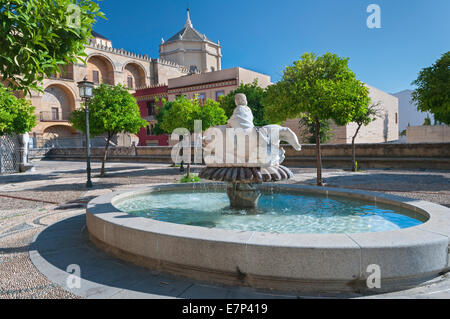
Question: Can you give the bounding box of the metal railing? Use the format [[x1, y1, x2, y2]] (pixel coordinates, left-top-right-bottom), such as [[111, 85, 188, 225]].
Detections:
[[48, 73, 74, 81], [39, 111, 72, 122], [31, 134, 137, 149], [0, 134, 19, 174]]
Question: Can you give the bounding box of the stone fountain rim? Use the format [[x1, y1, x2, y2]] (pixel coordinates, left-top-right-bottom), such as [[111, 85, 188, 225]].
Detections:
[[86, 183, 450, 294], [88, 182, 450, 239]]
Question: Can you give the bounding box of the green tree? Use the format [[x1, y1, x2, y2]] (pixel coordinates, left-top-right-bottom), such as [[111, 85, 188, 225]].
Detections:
[[264, 52, 371, 186], [199, 99, 228, 129], [0, 85, 36, 135], [412, 52, 450, 125], [70, 84, 147, 177], [0, 0, 105, 94], [159, 96, 227, 178], [350, 103, 380, 171], [219, 81, 269, 126], [151, 98, 170, 136]]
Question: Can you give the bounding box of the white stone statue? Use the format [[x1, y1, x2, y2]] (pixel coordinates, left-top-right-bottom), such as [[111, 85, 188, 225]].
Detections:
[[203, 93, 301, 167], [227, 94, 255, 129], [18, 133, 29, 163], [18, 132, 34, 172]]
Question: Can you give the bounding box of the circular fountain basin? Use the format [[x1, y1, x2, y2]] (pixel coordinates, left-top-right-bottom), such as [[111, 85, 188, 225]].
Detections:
[[86, 183, 450, 294]]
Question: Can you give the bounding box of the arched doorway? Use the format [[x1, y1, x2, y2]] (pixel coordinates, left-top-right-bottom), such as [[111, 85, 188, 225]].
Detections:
[[87, 55, 115, 85], [123, 63, 146, 89], [41, 85, 76, 121]]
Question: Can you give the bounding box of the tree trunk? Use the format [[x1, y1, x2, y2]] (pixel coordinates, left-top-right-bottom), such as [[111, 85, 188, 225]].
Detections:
[[100, 133, 111, 177], [186, 163, 191, 179], [351, 136, 356, 172], [352, 125, 362, 172], [315, 118, 323, 186]]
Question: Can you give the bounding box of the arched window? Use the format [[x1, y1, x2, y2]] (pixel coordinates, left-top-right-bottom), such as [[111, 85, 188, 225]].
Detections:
[[87, 55, 115, 85], [41, 85, 76, 121], [124, 63, 145, 89]]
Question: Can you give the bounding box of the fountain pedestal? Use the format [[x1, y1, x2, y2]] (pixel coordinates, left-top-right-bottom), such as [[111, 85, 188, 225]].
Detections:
[[226, 182, 261, 209]]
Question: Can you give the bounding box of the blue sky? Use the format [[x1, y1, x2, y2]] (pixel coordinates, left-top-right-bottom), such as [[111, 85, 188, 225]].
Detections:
[[93, 0, 449, 94]]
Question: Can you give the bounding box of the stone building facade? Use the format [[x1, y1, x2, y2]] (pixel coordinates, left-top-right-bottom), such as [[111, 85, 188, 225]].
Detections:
[[28, 32, 190, 144], [284, 84, 399, 144], [134, 85, 169, 146], [167, 67, 271, 102]]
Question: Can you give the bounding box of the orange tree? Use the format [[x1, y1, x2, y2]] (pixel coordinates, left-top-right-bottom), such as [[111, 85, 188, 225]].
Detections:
[[70, 84, 147, 177], [264, 52, 370, 186], [159, 96, 227, 178]]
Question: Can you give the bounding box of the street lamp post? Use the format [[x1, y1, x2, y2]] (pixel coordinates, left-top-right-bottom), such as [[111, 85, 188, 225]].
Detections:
[[77, 76, 94, 188]]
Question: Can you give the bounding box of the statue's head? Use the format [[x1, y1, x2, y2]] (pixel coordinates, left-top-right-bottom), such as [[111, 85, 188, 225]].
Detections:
[[235, 93, 247, 106]]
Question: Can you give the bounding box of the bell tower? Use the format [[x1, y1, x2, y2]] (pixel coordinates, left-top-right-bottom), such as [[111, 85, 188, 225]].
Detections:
[[159, 9, 222, 73]]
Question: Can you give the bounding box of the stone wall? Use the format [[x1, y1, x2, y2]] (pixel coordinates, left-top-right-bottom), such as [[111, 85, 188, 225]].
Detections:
[[407, 125, 450, 143], [44, 143, 450, 170], [48, 147, 137, 158], [283, 143, 450, 158], [152, 59, 190, 85]]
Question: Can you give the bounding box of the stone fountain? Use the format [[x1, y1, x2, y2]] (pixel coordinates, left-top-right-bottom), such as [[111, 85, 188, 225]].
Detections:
[[84, 95, 449, 293], [199, 93, 302, 209]]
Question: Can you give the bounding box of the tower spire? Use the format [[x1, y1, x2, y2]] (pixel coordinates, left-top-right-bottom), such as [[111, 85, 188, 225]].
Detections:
[[185, 8, 193, 28]]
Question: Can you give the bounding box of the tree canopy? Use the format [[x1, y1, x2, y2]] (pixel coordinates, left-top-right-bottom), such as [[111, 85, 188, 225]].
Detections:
[[158, 96, 227, 178], [159, 96, 227, 134], [0, 84, 36, 135], [412, 51, 450, 125], [151, 98, 170, 136], [70, 84, 147, 137], [264, 52, 370, 126], [219, 81, 269, 126], [70, 84, 147, 176], [0, 0, 105, 94], [263, 52, 370, 185], [199, 98, 228, 130]]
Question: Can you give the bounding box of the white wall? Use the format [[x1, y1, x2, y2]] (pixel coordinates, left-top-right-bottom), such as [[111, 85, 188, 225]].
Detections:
[[392, 89, 434, 133]]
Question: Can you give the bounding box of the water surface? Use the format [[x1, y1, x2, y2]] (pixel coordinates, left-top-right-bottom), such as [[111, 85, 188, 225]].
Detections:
[[114, 190, 424, 234]]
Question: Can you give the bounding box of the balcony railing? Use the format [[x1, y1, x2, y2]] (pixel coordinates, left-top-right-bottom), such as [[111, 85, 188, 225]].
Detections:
[[39, 111, 72, 122], [48, 73, 74, 81]]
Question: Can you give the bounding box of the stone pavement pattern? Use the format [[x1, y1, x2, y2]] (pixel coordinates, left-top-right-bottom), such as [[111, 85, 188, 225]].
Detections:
[[1, 160, 449, 299]]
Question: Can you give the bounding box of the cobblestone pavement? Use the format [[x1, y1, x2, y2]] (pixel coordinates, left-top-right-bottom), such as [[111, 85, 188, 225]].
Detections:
[[1, 160, 449, 299]]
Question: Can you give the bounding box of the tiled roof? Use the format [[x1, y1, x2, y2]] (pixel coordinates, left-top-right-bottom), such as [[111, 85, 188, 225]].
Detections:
[[165, 9, 213, 44], [166, 26, 211, 43]]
